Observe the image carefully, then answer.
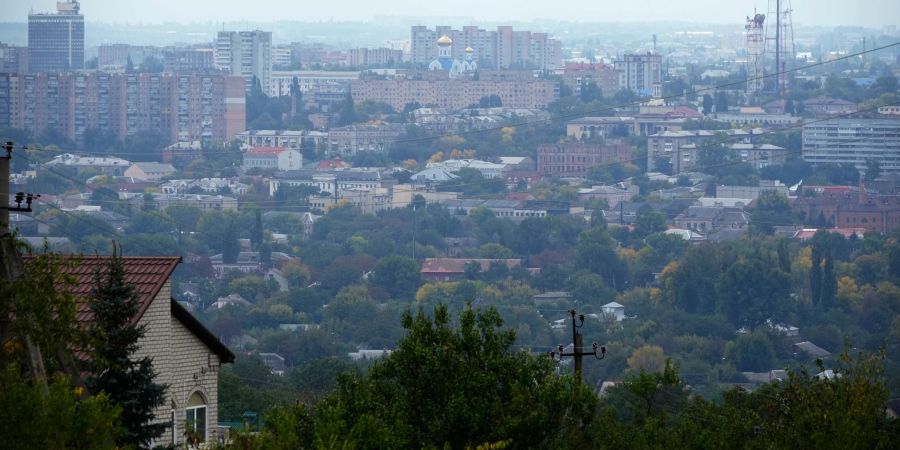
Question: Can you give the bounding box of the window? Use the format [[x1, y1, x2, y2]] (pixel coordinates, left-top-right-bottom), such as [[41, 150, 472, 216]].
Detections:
[[185, 392, 207, 444]]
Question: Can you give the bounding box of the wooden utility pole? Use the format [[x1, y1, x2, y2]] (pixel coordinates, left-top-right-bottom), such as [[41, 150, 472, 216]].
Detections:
[[550, 309, 606, 384]]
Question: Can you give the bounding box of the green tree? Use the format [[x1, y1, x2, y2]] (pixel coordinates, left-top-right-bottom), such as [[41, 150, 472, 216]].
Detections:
[[369, 255, 421, 300], [718, 253, 791, 327], [576, 227, 626, 290], [750, 190, 797, 235], [864, 158, 882, 183], [87, 246, 167, 448], [702, 94, 713, 114], [726, 329, 777, 371], [311, 305, 597, 449]]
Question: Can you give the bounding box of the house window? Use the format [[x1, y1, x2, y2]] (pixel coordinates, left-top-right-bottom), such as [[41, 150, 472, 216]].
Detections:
[[185, 392, 207, 444]]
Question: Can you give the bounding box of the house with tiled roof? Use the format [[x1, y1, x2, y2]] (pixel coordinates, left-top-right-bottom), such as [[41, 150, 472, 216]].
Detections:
[[124, 162, 177, 181], [242, 146, 303, 171], [420, 258, 528, 281], [26, 255, 235, 447]]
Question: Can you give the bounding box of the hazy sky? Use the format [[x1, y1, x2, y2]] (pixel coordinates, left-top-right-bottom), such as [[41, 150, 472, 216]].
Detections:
[[2, 0, 899, 27]]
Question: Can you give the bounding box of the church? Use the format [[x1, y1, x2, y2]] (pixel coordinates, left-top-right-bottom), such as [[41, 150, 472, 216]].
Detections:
[[428, 35, 477, 78]]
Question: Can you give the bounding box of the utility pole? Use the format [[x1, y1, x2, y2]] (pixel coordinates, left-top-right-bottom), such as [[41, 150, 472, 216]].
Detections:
[[550, 309, 606, 385], [1, 141, 49, 397]]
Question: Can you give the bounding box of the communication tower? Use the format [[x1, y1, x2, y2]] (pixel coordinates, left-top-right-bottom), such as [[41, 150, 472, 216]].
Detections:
[[765, 0, 795, 97], [745, 11, 766, 95]]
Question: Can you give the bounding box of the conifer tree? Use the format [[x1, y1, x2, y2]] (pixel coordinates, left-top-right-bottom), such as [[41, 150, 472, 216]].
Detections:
[[87, 245, 167, 448]]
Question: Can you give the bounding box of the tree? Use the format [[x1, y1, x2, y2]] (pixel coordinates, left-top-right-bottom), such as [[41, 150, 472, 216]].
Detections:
[[634, 208, 667, 238], [718, 254, 791, 327], [702, 94, 713, 114], [576, 227, 626, 290], [714, 91, 728, 112], [810, 243, 823, 307], [864, 158, 882, 183], [750, 190, 796, 235], [311, 305, 598, 449], [478, 94, 502, 108], [726, 329, 776, 371], [369, 255, 421, 300], [627, 345, 666, 373], [222, 219, 240, 264], [87, 246, 167, 448]]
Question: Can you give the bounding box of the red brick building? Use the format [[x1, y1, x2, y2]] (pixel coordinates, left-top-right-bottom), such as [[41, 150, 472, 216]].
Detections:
[[537, 139, 630, 177]]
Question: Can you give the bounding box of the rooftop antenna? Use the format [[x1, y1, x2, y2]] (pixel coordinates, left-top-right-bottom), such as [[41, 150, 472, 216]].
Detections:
[[653, 34, 657, 54]]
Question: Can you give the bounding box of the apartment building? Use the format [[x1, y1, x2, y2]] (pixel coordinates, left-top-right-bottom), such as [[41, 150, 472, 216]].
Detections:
[[537, 140, 631, 177], [615, 53, 662, 97], [559, 63, 622, 98], [215, 30, 272, 93], [2, 72, 245, 145], [350, 75, 558, 111], [411, 25, 561, 70], [349, 48, 403, 67], [327, 124, 406, 156], [802, 117, 900, 175]]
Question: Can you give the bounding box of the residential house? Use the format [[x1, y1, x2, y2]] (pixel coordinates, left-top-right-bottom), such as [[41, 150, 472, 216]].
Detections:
[[803, 96, 857, 115], [124, 162, 176, 181], [578, 185, 638, 208], [29, 256, 235, 447], [532, 291, 572, 305], [258, 353, 286, 375], [153, 194, 238, 211], [601, 301, 626, 321], [242, 147, 303, 171], [420, 258, 524, 281], [43, 153, 131, 176], [674, 206, 750, 232], [793, 341, 832, 359]]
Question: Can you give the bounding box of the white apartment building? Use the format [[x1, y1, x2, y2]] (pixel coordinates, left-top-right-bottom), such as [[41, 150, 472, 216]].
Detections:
[[803, 118, 900, 176], [216, 30, 272, 93], [268, 70, 360, 98]]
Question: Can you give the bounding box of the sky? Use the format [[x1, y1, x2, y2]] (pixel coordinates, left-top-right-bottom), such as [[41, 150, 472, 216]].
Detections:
[[2, 0, 899, 28]]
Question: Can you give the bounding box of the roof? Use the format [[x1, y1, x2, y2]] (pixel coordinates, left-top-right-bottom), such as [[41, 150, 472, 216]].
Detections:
[[421, 258, 522, 274], [603, 302, 624, 308], [246, 147, 288, 156], [131, 162, 176, 173], [21, 255, 234, 363], [793, 341, 832, 358], [22, 256, 182, 325], [171, 298, 235, 363]]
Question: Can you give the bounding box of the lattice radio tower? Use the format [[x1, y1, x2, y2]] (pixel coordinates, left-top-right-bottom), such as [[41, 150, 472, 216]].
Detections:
[[765, 0, 796, 97], [745, 10, 766, 96]]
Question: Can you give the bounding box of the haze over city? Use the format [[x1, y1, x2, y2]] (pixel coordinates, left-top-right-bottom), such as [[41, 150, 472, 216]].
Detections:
[[2, 0, 899, 27], [3, 0, 900, 448]]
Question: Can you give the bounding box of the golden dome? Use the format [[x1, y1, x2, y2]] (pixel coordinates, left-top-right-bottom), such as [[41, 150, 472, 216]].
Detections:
[[437, 35, 452, 45], [465, 47, 474, 53]]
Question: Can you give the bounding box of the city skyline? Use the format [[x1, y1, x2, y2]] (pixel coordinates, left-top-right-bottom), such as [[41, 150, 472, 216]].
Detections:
[[2, 0, 899, 28]]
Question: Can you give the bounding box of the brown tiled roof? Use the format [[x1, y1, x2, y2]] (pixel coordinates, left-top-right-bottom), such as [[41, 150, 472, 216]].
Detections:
[[420, 258, 522, 274], [24, 255, 181, 325]]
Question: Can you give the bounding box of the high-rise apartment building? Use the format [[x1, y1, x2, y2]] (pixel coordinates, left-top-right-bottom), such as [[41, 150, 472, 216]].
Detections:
[[350, 74, 559, 111], [411, 25, 561, 70], [162, 47, 216, 73], [5, 72, 245, 146], [215, 30, 272, 94], [0, 44, 29, 74], [803, 117, 900, 176], [615, 53, 662, 97], [28, 0, 84, 73]]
